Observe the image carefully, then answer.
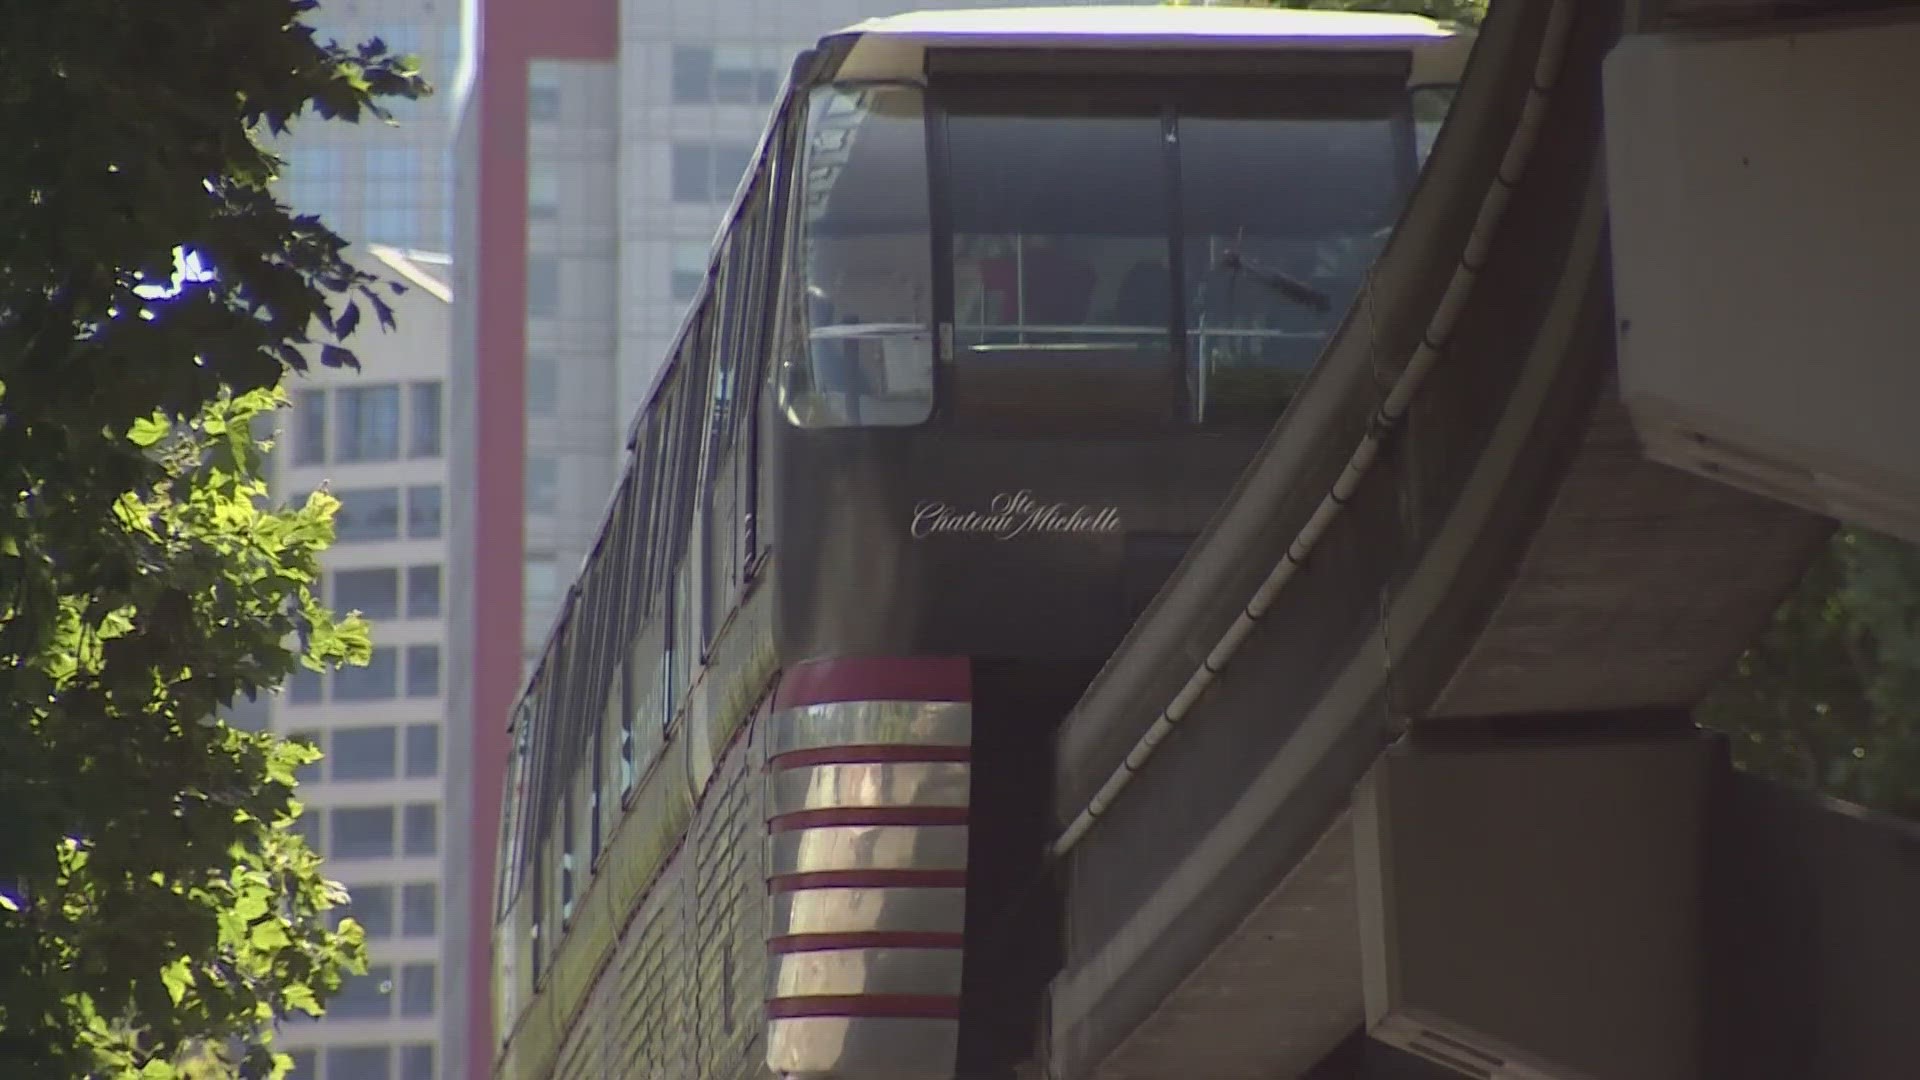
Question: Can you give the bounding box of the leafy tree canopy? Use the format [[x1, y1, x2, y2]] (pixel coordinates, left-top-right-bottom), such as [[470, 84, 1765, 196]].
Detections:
[[0, 1, 427, 1075], [1702, 528, 1920, 818]]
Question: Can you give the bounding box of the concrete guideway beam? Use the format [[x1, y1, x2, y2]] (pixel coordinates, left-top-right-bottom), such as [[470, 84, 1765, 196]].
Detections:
[[1608, 7, 1920, 545]]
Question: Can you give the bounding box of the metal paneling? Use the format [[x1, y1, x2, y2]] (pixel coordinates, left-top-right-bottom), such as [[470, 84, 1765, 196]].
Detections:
[[770, 762, 972, 816], [764, 698, 974, 1078], [766, 700, 972, 757]]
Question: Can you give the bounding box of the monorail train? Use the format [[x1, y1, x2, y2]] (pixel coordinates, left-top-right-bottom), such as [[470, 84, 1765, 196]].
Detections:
[[490, 7, 1470, 1079]]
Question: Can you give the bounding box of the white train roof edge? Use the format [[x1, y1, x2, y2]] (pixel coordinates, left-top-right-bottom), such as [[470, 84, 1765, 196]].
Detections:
[[827, 5, 1467, 83]]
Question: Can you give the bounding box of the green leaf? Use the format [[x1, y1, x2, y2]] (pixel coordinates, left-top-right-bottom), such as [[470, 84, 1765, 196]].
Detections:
[[283, 983, 322, 1018], [160, 957, 195, 1006], [128, 414, 172, 448], [250, 919, 291, 951]]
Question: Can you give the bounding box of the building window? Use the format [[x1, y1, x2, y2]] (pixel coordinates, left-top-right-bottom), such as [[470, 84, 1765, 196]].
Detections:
[[292, 810, 322, 851], [672, 46, 712, 103], [526, 454, 558, 514], [325, 1044, 391, 1080], [672, 144, 707, 203], [405, 644, 441, 699], [364, 205, 420, 248], [330, 807, 396, 860], [293, 389, 327, 465], [527, 257, 559, 318], [335, 386, 401, 463], [287, 1049, 317, 1080], [221, 694, 270, 732], [400, 962, 436, 1018], [528, 82, 560, 122], [671, 241, 707, 301], [331, 725, 398, 781], [402, 882, 437, 937], [333, 567, 399, 620], [334, 646, 398, 702], [528, 169, 558, 221], [409, 381, 443, 458], [713, 45, 759, 105], [524, 554, 560, 606], [403, 803, 438, 857], [334, 487, 401, 542], [407, 485, 443, 539], [287, 666, 323, 705], [398, 1044, 434, 1080], [329, 968, 394, 1021], [365, 146, 422, 181], [672, 45, 773, 105], [673, 142, 754, 203], [527, 352, 557, 416], [406, 564, 441, 619], [334, 883, 394, 939], [405, 723, 440, 779]]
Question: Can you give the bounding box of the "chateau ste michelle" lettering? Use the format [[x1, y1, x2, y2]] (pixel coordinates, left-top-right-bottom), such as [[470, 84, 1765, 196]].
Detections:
[[910, 490, 1123, 540]]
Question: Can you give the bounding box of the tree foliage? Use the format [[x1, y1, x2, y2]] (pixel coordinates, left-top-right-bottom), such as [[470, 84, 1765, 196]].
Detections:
[[1701, 528, 1920, 818], [0, 1, 426, 1074]]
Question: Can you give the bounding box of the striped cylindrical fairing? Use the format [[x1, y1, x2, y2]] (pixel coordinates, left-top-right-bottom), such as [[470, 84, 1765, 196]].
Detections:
[[763, 657, 973, 1078]]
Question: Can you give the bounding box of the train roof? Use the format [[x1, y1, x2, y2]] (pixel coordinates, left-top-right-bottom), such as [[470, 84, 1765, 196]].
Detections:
[[842, 4, 1453, 42], [823, 5, 1468, 83]]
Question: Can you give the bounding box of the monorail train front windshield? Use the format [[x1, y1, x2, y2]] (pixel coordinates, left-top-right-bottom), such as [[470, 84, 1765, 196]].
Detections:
[[783, 75, 1422, 433]]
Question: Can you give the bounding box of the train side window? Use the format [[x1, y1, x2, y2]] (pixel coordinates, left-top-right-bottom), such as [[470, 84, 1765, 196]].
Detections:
[[559, 782, 575, 930], [663, 561, 682, 732], [703, 172, 770, 641], [781, 85, 934, 429], [593, 670, 611, 864], [530, 834, 546, 986]]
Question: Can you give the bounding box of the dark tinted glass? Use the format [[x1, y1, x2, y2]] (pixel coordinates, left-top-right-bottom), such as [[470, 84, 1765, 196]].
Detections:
[[945, 107, 1174, 429], [1180, 93, 1410, 425]]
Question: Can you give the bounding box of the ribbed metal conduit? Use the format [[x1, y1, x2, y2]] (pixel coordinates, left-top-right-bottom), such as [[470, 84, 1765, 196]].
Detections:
[[1051, 0, 1578, 858]]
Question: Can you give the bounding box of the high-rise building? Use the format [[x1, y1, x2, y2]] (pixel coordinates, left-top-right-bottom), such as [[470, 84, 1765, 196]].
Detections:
[[448, 2, 1137, 1073], [274, 0, 464, 253], [271, 246, 454, 1080], [264, 5, 464, 1078]]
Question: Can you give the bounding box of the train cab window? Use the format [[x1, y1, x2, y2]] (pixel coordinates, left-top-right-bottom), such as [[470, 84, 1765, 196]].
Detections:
[[782, 85, 934, 429], [944, 107, 1175, 429], [1179, 98, 1411, 426]]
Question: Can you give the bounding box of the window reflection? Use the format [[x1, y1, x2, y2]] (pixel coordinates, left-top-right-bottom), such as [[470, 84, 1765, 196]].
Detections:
[[944, 108, 1176, 429], [336, 386, 401, 462], [783, 85, 933, 429], [1180, 106, 1408, 425], [948, 112, 1172, 357]]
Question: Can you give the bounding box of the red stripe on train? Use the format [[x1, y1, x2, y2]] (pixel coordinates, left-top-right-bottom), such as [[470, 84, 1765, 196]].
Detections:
[[769, 744, 972, 771], [769, 930, 966, 954], [774, 657, 972, 709], [766, 994, 962, 1020], [770, 869, 967, 892], [769, 807, 969, 832]]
